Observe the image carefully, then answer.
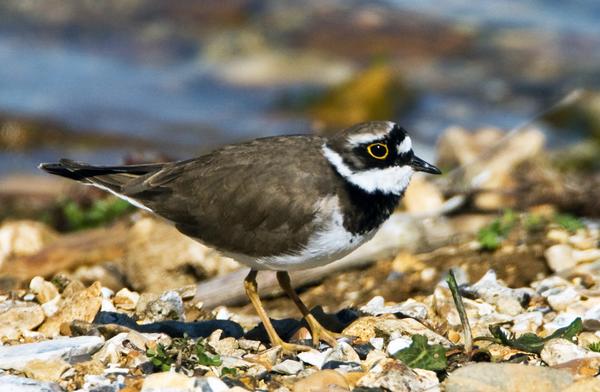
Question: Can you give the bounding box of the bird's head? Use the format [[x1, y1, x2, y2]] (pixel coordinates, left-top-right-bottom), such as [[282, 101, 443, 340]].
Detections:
[[323, 121, 441, 195]]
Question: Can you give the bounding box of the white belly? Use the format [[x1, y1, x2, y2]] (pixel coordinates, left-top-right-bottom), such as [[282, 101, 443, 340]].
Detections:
[[223, 196, 377, 271]]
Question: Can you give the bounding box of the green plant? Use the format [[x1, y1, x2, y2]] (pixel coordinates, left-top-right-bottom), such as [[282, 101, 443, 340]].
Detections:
[[62, 197, 132, 230], [488, 318, 582, 354], [477, 209, 517, 251], [394, 335, 447, 371], [588, 342, 600, 352], [554, 213, 585, 233], [523, 213, 545, 233], [195, 341, 222, 366], [147, 343, 173, 372]]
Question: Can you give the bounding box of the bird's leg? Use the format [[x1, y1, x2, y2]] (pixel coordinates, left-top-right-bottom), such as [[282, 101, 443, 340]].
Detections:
[[276, 271, 339, 348], [243, 269, 311, 354]]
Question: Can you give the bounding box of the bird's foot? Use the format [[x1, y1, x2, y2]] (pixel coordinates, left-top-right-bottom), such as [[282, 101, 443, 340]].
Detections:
[[305, 316, 344, 348], [274, 339, 313, 355]]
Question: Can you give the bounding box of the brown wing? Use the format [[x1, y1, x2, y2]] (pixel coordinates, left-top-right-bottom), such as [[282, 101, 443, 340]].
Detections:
[[123, 136, 336, 258]]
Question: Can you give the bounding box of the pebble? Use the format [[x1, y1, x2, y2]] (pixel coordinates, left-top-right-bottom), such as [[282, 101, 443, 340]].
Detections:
[[387, 337, 412, 355], [141, 371, 194, 391], [29, 277, 59, 304], [138, 290, 185, 322], [545, 244, 577, 272], [324, 342, 360, 364], [298, 349, 332, 370], [292, 370, 350, 392], [469, 270, 533, 316], [272, 359, 304, 375], [38, 281, 103, 337], [546, 287, 581, 311], [0, 300, 45, 339], [113, 288, 140, 311], [369, 337, 384, 351], [444, 362, 597, 392], [357, 358, 439, 391], [0, 375, 62, 392], [361, 296, 429, 321], [540, 338, 600, 366], [0, 335, 104, 371], [22, 358, 69, 383]]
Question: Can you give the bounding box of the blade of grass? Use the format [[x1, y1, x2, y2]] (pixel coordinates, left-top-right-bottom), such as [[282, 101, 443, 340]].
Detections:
[[447, 269, 473, 355]]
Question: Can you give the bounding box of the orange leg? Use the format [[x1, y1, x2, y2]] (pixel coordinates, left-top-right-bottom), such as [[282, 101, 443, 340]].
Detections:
[[276, 271, 339, 347], [244, 270, 311, 353]]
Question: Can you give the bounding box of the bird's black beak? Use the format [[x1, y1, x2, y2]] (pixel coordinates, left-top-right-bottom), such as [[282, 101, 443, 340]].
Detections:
[[410, 155, 441, 175]]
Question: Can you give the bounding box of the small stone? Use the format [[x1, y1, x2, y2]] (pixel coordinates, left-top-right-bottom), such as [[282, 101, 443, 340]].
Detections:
[[292, 370, 350, 392], [0, 375, 62, 392], [469, 270, 533, 316], [445, 363, 574, 392], [547, 229, 570, 243], [238, 338, 263, 352], [325, 342, 360, 364], [113, 288, 140, 311], [387, 337, 412, 355], [29, 277, 59, 304], [357, 358, 439, 391], [137, 290, 184, 322], [403, 176, 444, 213], [209, 337, 244, 357], [22, 359, 69, 382], [545, 244, 577, 272], [546, 287, 580, 312], [298, 349, 332, 369], [577, 332, 600, 349], [369, 337, 384, 351], [0, 300, 45, 339], [0, 220, 57, 267], [273, 359, 304, 375], [541, 338, 600, 366], [361, 296, 429, 321], [141, 371, 194, 391], [511, 311, 544, 335], [194, 377, 229, 392], [0, 336, 104, 371], [39, 281, 103, 337]]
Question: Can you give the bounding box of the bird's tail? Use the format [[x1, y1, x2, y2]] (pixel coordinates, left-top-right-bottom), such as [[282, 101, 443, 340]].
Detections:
[[39, 159, 165, 210]]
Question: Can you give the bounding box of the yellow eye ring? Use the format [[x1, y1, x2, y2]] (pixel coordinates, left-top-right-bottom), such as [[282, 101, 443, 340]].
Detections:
[[367, 143, 389, 160]]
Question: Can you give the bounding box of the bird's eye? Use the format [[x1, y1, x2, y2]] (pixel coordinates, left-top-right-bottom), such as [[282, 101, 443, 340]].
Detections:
[[367, 143, 389, 160]]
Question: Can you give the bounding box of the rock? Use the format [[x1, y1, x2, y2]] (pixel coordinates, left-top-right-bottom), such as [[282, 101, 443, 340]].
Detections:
[[136, 290, 184, 322], [360, 296, 429, 321], [545, 244, 577, 272], [39, 281, 103, 337], [546, 287, 581, 312], [511, 311, 544, 335], [324, 342, 360, 364], [209, 336, 245, 357], [563, 377, 600, 391], [272, 359, 304, 375], [29, 276, 59, 304], [369, 337, 384, 351], [0, 220, 57, 268], [141, 372, 194, 391], [0, 335, 104, 371], [387, 337, 412, 356], [469, 270, 533, 316], [403, 176, 445, 213], [356, 358, 439, 391], [298, 349, 332, 370], [342, 316, 450, 346], [292, 370, 350, 392], [554, 357, 600, 378], [22, 358, 69, 382], [237, 338, 263, 352], [0, 300, 45, 339], [445, 363, 576, 392], [124, 217, 239, 293], [0, 375, 62, 392], [541, 338, 600, 366], [194, 377, 229, 392], [113, 288, 140, 311]]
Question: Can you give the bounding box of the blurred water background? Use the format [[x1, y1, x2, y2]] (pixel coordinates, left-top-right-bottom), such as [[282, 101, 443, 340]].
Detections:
[[1, 0, 599, 175]]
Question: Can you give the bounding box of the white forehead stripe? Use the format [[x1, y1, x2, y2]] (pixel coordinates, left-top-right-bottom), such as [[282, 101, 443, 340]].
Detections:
[[347, 133, 386, 147], [397, 136, 412, 153], [322, 145, 413, 195]]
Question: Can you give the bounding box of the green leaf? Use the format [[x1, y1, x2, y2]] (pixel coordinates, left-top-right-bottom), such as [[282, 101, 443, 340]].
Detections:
[[394, 335, 447, 371], [489, 318, 583, 354], [588, 342, 600, 353], [195, 342, 222, 366], [221, 367, 238, 377], [554, 213, 584, 233], [477, 209, 517, 251]]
